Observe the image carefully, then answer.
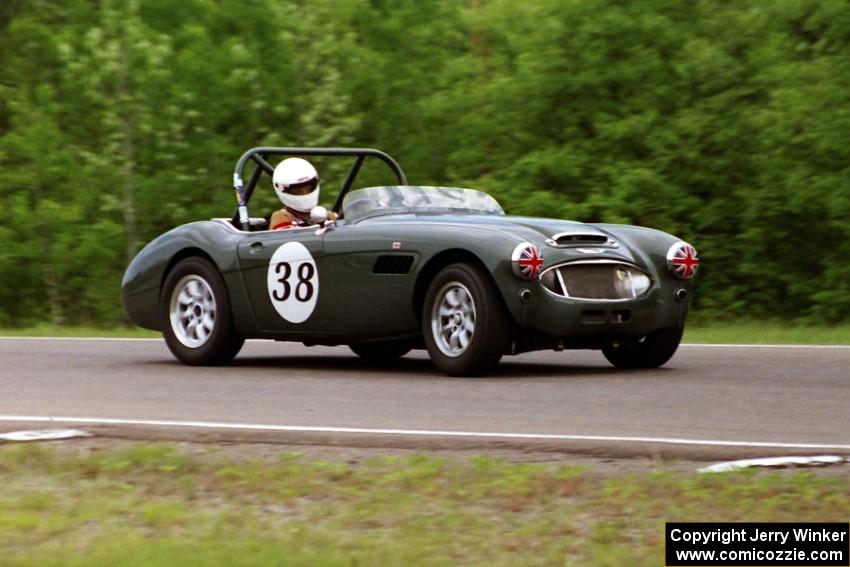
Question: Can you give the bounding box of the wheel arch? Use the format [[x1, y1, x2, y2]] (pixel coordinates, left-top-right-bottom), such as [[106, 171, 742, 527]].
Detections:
[[159, 249, 245, 365], [160, 247, 219, 298], [158, 246, 260, 338], [412, 248, 511, 326]]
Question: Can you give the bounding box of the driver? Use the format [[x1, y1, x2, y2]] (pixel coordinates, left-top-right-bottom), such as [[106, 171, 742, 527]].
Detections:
[[270, 158, 336, 230]]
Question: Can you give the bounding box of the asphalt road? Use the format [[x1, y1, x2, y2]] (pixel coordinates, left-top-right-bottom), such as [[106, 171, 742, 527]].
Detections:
[[1, 338, 849, 459]]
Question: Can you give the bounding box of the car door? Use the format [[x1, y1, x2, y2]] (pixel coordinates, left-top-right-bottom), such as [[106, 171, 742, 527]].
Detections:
[[236, 226, 336, 336]]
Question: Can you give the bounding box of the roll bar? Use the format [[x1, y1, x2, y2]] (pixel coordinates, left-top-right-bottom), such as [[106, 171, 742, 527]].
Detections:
[[232, 147, 407, 230]]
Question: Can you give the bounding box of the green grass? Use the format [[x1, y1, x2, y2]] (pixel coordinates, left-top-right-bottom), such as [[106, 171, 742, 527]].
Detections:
[[0, 443, 848, 566], [684, 323, 850, 345], [0, 325, 158, 338], [2, 323, 850, 344]]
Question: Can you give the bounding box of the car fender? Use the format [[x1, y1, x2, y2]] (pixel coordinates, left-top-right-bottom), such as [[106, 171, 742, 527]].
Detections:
[[390, 224, 540, 327], [121, 221, 254, 332]]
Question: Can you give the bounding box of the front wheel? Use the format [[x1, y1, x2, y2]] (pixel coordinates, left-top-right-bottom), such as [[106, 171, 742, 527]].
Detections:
[[601, 327, 683, 369], [161, 257, 244, 365], [422, 263, 510, 376]]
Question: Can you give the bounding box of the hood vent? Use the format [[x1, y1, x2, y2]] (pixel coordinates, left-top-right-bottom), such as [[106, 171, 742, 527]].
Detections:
[[373, 254, 415, 275], [545, 231, 614, 247]]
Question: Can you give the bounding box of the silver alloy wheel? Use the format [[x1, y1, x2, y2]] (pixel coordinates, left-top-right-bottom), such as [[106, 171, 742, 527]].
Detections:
[[430, 281, 476, 357], [169, 275, 216, 348]]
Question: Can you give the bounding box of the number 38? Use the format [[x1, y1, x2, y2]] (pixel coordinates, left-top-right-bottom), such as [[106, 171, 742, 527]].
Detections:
[[271, 261, 315, 303]]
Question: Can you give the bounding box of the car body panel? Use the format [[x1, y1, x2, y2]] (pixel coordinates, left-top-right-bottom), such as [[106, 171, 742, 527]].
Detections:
[[321, 223, 423, 340], [123, 208, 692, 342]]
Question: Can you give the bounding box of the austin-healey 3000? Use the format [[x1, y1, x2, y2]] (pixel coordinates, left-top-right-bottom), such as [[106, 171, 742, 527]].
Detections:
[[122, 147, 699, 376]]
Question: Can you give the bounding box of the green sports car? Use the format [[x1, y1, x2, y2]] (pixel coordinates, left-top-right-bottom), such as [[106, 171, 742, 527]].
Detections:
[[122, 147, 699, 376]]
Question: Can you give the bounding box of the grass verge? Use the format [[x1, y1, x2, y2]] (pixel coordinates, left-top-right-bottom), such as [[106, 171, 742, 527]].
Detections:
[[0, 325, 159, 338], [683, 323, 850, 345], [0, 443, 848, 566], [2, 323, 850, 344]]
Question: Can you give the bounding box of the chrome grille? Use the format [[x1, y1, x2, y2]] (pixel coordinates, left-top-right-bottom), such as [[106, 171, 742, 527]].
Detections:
[[540, 261, 651, 300]]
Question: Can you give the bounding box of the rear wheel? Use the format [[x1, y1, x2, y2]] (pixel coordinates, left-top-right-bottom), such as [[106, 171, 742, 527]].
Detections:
[[601, 327, 683, 369], [422, 263, 510, 376], [161, 257, 244, 365], [349, 343, 411, 361]]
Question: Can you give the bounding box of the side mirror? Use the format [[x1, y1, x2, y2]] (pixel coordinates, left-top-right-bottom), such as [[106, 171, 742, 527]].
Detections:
[[310, 205, 329, 224], [311, 205, 337, 235]]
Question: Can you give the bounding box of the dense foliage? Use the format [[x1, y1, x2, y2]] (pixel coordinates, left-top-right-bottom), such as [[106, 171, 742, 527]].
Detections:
[[1, 0, 848, 326]]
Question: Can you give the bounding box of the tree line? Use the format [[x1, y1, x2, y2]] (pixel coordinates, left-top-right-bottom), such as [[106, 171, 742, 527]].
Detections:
[[1, 0, 849, 326]]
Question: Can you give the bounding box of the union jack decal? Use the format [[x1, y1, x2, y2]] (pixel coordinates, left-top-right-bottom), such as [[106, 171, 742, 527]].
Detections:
[[511, 243, 544, 280], [666, 242, 700, 279]]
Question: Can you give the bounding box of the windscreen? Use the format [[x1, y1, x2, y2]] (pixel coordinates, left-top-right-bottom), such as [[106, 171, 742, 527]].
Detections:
[[342, 186, 504, 221]]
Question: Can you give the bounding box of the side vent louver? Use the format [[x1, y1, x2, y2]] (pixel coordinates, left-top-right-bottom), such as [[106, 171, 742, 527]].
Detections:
[[373, 255, 415, 275]]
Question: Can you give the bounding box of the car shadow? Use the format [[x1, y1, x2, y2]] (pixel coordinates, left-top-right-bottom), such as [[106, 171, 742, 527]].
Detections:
[[138, 353, 666, 380], [491, 360, 662, 379]]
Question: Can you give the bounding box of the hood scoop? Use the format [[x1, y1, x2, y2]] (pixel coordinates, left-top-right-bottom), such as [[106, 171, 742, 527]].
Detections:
[[545, 231, 617, 248]]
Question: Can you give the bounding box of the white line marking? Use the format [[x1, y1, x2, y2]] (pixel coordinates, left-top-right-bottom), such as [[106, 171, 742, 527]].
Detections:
[[0, 415, 849, 450], [0, 429, 93, 442], [700, 455, 848, 473], [681, 343, 850, 349], [1, 337, 849, 348]]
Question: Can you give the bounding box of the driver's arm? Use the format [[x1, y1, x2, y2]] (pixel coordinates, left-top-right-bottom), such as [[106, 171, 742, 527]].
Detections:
[[270, 209, 297, 230]]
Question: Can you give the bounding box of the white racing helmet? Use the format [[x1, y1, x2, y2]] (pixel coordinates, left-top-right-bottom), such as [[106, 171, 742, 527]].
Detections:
[[273, 158, 320, 213]]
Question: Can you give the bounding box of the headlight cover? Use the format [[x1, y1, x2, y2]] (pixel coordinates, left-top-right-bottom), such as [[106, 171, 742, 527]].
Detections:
[[511, 242, 544, 280], [614, 266, 651, 298], [666, 241, 700, 279]]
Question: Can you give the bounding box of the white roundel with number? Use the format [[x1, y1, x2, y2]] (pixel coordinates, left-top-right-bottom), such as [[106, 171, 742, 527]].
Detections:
[[266, 242, 319, 323]]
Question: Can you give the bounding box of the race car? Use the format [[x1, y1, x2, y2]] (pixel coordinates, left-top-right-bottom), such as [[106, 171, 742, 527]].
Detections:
[[122, 147, 699, 376]]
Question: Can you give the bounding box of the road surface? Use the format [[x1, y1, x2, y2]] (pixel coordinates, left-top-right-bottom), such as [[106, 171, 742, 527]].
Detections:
[[1, 338, 848, 460]]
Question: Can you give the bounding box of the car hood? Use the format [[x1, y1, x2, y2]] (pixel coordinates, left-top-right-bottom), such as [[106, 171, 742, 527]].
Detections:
[[360, 212, 603, 239], [357, 212, 666, 272]]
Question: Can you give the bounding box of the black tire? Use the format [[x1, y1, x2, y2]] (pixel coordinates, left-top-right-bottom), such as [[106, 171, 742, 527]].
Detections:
[[422, 262, 510, 376], [349, 343, 411, 361], [601, 327, 683, 369], [161, 257, 244, 365]]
